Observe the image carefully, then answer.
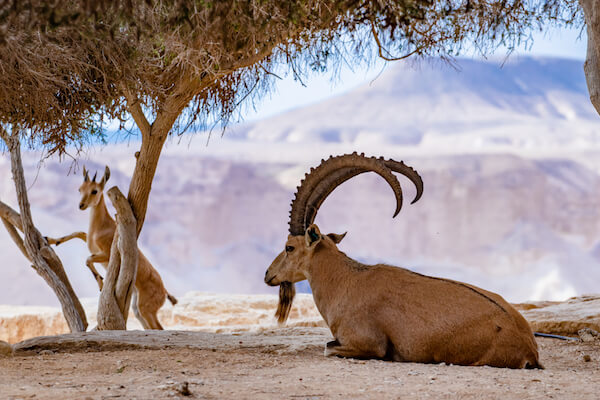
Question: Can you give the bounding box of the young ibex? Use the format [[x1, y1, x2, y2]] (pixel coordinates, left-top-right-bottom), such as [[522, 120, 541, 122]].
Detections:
[[52, 166, 177, 330], [264, 153, 540, 368]]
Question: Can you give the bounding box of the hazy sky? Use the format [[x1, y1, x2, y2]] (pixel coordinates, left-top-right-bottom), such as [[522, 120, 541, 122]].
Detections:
[[242, 26, 588, 122]]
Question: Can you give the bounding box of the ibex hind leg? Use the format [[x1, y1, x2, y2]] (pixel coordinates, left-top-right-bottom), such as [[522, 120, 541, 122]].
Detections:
[[131, 291, 151, 330], [138, 302, 164, 330], [324, 339, 387, 360]]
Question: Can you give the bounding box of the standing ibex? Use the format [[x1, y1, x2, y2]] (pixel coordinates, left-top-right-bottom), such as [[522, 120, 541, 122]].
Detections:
[[50, 166, 177, 330], [264, 153, 540, 368]]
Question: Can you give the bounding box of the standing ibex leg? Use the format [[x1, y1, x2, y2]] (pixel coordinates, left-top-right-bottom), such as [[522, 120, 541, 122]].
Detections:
[[85, 253, 108, 291], [131, 291, 152, 329]]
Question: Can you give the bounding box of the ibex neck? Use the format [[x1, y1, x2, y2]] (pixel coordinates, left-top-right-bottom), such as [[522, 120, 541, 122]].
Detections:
[[89, 194, 113, 230], [307, 248, 354, 325]]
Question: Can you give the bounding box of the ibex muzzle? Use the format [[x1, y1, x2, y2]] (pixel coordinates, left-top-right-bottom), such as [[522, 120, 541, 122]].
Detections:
[[265, 153, 540, 368]]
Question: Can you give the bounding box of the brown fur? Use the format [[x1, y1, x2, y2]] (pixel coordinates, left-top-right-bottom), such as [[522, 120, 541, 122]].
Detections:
[[265, 224, 541, 368], [78, 166, 176, 330]]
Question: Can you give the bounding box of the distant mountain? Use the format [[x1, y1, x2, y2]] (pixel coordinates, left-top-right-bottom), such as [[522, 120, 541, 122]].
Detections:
[[231, 57, 600, 153], [2, 56, 600, 307]]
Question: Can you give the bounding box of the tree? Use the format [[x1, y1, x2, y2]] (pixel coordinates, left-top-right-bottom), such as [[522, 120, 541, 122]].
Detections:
[[0, 0, 588, 330], [581, 0, 600, 115]]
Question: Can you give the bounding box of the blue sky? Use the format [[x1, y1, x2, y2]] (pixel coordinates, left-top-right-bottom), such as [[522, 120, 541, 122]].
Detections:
[[242, 26, 588, 122]]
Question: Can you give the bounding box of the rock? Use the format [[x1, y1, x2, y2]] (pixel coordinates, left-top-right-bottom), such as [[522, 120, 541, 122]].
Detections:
[[0, 305, 69, 344], [176, 381, 191, 396], [520, 295, 600, 336], [578, 328, 600, 342], [0, 340, 13, 357], [583, 354, 591, 362]]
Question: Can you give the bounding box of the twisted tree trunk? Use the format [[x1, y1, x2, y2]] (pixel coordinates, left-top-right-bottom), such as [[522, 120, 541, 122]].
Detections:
[[0, 129, 86, 332], [96, 187, 139, 330]]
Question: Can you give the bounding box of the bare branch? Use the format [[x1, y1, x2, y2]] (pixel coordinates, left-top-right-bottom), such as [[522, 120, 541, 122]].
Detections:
[[370, 21, 421, 62], [0, 200, 24, 232], [0, 129, 87, 332], [1, 217, 30, 262], [123, 89, 151, 139]]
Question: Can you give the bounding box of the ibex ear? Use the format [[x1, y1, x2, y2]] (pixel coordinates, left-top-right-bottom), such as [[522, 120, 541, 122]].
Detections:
[[83, 166, 89, 182], [326, 232, 347, 244], [305, 224, 322, 248], [100, 166, 111, 187]]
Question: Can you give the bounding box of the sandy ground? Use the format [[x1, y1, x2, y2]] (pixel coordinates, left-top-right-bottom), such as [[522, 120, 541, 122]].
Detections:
[[0, 328, 599, 400]]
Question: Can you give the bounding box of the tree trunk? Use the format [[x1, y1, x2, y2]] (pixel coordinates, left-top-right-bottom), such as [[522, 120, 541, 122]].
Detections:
[[125, 80, 201, 237], [96, 187, 139, 330], [127, 131, 169, 237], [581, 0, 600, 116], [0, 130, 86, 332]]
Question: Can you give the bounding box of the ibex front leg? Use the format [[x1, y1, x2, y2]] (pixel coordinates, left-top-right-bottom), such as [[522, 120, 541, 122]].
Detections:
[[46, 231, 87, 246], [86, 253, 108, 291]]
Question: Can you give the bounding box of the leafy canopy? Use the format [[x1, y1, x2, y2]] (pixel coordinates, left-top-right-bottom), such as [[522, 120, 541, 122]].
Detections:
[[0, 0, 583, 154]]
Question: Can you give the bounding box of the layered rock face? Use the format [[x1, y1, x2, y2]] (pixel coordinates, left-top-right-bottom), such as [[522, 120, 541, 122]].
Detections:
[[1, 292, 598, 344]]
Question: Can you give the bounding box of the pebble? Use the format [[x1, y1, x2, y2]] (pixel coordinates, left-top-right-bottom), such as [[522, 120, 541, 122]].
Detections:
[[578, 328, 599, 342], [583, 354, 591, 362]]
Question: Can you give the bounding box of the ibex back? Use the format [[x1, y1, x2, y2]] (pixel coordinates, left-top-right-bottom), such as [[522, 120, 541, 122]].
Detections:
[[264, 153, 540, 368]]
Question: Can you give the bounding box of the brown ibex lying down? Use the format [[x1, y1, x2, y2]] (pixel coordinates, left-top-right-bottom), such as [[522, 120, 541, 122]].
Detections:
[[264, 153, 540, 368], [49, 166, 177, 330]]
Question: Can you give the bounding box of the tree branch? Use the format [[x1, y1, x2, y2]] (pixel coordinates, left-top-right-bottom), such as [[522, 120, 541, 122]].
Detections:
[[123, 88, 152, 139], [0, 200, 24, 231], [1, 217, 30, 261], [0, 127, 87, 332], [370, 21, 421, 62]]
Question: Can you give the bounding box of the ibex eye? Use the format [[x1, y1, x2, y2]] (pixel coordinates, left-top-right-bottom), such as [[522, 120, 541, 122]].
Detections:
[[285, 246, 295, 253], [91, 190, 98, 195]]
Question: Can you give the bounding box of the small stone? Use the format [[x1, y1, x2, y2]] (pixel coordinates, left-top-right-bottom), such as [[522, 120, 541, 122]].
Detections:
[[39, 350, 54, 356], [0, 340, 13, 357], [583, 354, 591, 362], [578, 328, 599, 342], [176, 381, 191, 396]]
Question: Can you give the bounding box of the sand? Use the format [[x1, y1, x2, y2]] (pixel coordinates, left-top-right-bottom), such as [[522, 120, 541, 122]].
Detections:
[[0, 328, 599, 400]]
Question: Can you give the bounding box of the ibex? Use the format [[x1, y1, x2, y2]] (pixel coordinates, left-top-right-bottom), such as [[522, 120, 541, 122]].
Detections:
[[264, 153, 540, 368], [50, 166, 177, 330]]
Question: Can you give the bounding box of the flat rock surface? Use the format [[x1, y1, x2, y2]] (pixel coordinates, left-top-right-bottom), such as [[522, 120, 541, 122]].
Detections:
[[1, 329, 599, 399], [518, 295, 600, 335]]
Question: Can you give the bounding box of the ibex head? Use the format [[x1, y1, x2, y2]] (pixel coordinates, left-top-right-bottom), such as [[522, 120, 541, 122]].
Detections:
[[78, 166, 110, 210], [265, 225, 346, 286], [265, 153, 423, 324]]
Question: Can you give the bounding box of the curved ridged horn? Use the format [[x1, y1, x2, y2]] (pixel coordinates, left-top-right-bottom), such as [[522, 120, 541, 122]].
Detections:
[[383, 159, 423, 204], [303, 159, 424, 227], [289, 153, 421, 235]]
